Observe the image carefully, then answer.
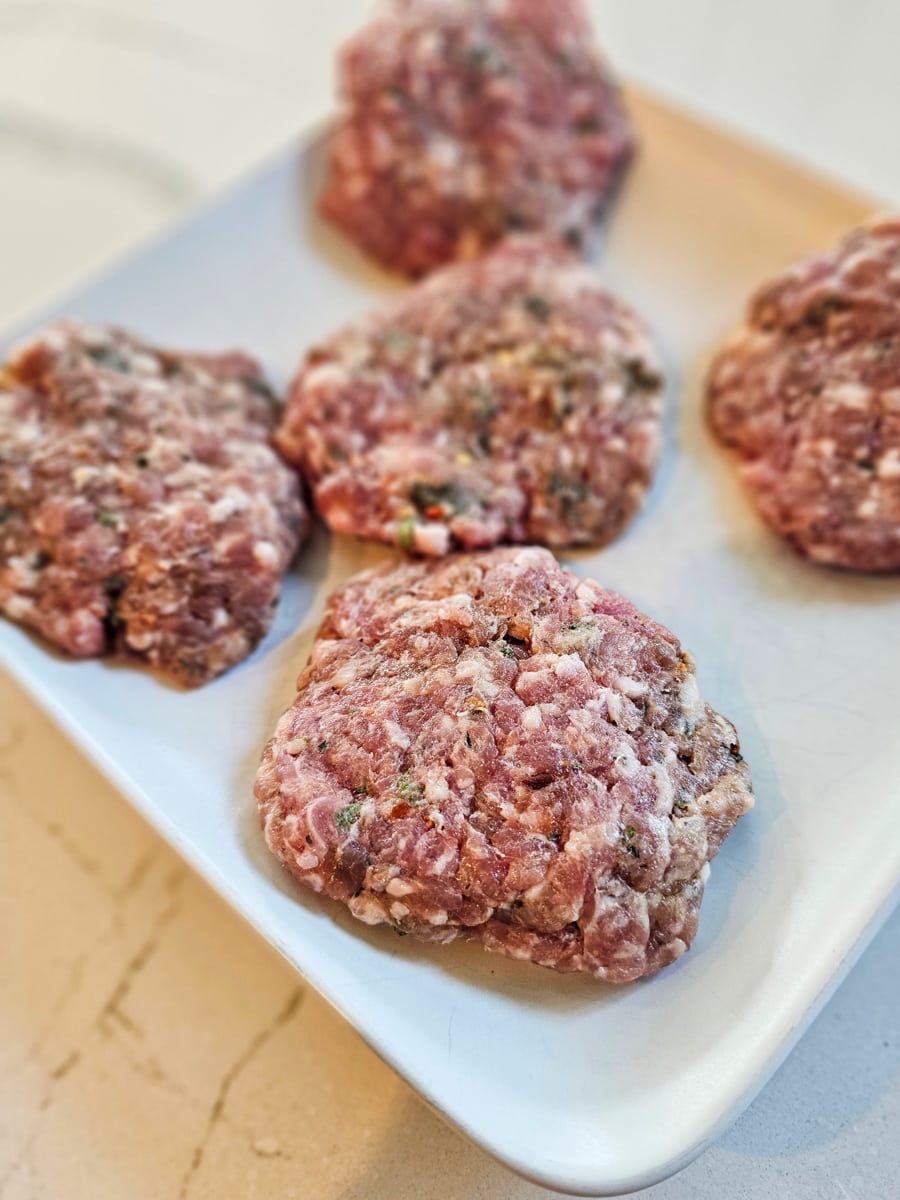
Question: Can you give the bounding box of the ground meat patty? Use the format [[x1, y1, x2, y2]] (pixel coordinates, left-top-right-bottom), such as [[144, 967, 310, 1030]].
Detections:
[[256, 547, 752, 983], [708, 218, 900, 571], [277, 236, 663, 557], [320, 0, 635, 277], [0, 321, 307, 685]]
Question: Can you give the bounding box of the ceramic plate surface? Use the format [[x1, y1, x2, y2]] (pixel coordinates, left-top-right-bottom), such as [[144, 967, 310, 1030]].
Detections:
[[3, 92, 899, 1196]]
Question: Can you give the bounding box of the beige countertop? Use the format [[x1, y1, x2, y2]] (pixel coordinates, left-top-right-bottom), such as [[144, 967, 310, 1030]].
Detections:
[[2, 3, 899, 1197]]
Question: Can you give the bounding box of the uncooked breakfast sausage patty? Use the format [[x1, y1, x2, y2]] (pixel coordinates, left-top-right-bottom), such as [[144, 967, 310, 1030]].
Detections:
[[708, 218, 900, 571], [0, 321, 307, 685], [277, 236, 664, 556], [256, 547, 753, 983], [320, 0, 635, 276]]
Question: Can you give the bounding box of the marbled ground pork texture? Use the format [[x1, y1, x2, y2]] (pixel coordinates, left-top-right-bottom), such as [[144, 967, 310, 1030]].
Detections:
[[256, 547, 753, 983], [277, 236, 663, 557], [708, 217, 900, 571], [0, 321, 307, 685], [320, 0, 635, 276]]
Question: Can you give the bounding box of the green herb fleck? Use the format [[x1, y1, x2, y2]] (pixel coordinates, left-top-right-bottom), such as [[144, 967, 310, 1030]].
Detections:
[[548, 831, 562, 844], [624, 358, 661, 392], [397, 774, 424, 804], [177, 657, 205, 677], [86, 346, 130, 372], [565, 618, 595, 634], [240, 374, 275, 400], [464, 384, 497, 429], [574, 114, 602, 135], [0, 505, 13, 523], [729, 747, 744, 764], [523, 294, 552, 322], [548, 473, 587, 513], [622, 825, 640, 859], [397, 516, 416, 551], [571, 759, 583, 771], [317, 740, 331, 753], [465, 42, 495, 69], [807, 296, 848, 327], [498, 641, 517, 659], [382, 330, 416, 359], [353, 783, 370, 796], [409, 480, 470, 516], [102, 574, 126, 594], [335, 802, 362, 831], [95, 511, 119, 527]]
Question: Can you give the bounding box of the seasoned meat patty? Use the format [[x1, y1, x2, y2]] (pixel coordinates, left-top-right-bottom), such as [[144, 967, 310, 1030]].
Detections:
[[320, 0, 635, 276], [277, 236, 663, 557], [0, 321, 307, 685], [708, 218, 900, 571], [256, 547, 753, 983]]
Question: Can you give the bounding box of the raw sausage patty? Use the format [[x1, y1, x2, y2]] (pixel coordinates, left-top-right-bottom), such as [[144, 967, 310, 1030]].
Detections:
[[277, 236, 663, 557], [0, 321, 307, 685], [708, 218, 900, 571], [320, 0, 635, 276], [256, 547, 753, 983]]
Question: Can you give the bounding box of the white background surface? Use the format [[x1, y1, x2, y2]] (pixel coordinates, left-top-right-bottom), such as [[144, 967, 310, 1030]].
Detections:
[[1, 3, 899, 1199]]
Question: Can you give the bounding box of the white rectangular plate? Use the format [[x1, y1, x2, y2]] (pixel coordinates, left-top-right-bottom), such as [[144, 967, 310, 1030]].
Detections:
[[3, 92, 900, 1196]]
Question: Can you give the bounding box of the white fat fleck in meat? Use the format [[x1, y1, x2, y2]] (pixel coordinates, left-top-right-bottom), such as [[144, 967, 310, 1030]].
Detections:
[[427, 133, 462, 171], [614, 675, 649, 699], [678, 671, 704, 726], [253, 541, 280, 570], [383, 719, 411, 749], [824, 381, 871, 409], [349, 894, 388, 925], [522, 705, 542, 731], [304, 362, 353, 391], [611, 743, 640, 779], [857, 496, 880, 519], [3, 595, 34, 620], [209, 487, 250, 523], [553, 653, 586, 682], [386, 877, 415, 897], [414, 523, 452, 556], [605, 690, 624, 726], [651, 762, 675, 811], [423, 770, 451, 804], [71, 465, 101, 488]]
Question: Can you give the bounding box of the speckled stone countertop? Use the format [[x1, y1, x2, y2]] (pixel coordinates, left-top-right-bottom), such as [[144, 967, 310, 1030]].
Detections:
[[1, 3, 899, 1197]]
